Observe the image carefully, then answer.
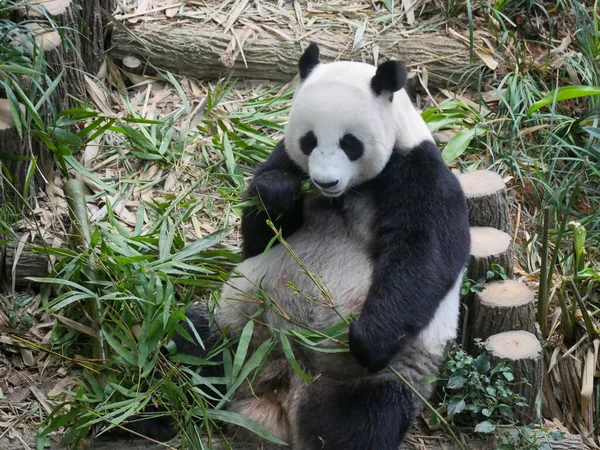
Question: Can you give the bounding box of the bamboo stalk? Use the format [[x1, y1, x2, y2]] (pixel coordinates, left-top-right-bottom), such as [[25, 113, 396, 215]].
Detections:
[[63, 179, 109, 370], [538, 207, 551, 339]]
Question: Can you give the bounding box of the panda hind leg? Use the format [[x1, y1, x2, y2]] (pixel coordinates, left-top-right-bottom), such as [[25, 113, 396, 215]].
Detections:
[[293, 376, 420, 450], [228, 397, 291, 449]]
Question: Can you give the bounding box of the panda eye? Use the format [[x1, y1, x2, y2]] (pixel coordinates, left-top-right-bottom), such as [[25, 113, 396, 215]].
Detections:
[[339, 133, 364, 161], [299, 131, 317, 156]]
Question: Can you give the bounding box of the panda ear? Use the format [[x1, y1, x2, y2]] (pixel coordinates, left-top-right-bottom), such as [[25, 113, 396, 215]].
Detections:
[[371, 60, 408, 97], [299, 42, 320, 80]]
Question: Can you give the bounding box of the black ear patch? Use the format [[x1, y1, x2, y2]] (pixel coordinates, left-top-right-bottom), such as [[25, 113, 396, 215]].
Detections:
[[371, 60, 408, 97], [299, 42, 320, 80]]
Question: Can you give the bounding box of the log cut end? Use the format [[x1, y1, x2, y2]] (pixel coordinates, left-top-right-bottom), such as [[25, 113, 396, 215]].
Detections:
[[122, 56, 143, 75], [0, 99, 18, 131], [19, 23, 62, 52], [457, 170, 506, 198], [479, 280, 535, 308], [467, 281, 537, 348], [487, 330, 541, 360], [470, 227, 512, 258], [29, 0, 71, 17]]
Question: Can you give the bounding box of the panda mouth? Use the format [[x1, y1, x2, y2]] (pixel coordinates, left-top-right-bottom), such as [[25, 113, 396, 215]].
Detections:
[[320, 187, 344, 197]]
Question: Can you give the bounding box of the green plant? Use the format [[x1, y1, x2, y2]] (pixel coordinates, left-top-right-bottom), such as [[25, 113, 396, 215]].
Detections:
[[421, 98, 487, 166], [429, 343, 526, 432], [497, 426, 566, 450], [461, 263, 509, 297]]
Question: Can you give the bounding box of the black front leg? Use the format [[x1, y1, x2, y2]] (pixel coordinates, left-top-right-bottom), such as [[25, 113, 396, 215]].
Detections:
[[241, 141, 307, 259], [348, 146, 470, 372]]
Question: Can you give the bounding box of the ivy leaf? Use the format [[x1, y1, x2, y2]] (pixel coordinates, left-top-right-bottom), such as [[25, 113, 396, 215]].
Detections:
[[447, 374, 467, 389], [447, 398, 466, 416], [474, 421, 496, 433], [474, 353, 490, 374], [498, 404, 514, 420], [503, 371, 515, 382], [428, 414, 439, 427]]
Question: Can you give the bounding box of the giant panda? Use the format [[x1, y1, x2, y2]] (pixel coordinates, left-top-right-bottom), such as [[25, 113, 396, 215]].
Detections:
[[123, 43, 471, 450]]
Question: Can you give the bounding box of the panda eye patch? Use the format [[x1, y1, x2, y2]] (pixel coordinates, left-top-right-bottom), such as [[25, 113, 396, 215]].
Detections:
[[339, 133, 364, 161], [300, 131, 318, 156]]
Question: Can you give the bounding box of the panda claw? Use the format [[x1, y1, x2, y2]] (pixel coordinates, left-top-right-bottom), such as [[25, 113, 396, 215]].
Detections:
[[348, 320, 395, 373]]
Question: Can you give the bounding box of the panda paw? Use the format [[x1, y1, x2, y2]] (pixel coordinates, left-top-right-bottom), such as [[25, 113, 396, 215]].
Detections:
[[251, 171, 302, 212], [349, 320, 397, 373]]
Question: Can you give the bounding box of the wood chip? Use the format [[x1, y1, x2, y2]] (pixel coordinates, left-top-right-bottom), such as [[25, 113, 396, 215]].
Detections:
[[223, 0, 249, 34], [166, 0, 179, 17]]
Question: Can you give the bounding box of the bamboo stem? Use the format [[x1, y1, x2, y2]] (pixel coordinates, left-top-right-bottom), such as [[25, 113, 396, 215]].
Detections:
[[538, 207, 551, 339], [63, 179, 109, 371]]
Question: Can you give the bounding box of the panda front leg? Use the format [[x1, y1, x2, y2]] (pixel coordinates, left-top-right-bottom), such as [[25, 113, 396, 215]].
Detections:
[[291, 375, 420, 450], [241, 141, 307, 259]]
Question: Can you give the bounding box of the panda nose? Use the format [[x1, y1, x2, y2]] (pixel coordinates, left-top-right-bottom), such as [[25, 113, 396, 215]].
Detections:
[[313, 179, 340, 189]]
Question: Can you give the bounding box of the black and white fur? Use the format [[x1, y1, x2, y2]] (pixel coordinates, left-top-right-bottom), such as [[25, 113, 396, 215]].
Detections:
[[118, 43, 470, 449]]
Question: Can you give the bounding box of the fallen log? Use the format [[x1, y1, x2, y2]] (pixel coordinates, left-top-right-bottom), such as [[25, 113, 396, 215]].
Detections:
[[111, 21, 488, 89]]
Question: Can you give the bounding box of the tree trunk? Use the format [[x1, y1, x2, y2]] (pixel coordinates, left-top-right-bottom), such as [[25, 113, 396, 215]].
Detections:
[[486, 331, 543, 424], [0, 99, 35, 210], [468, 227, 514, 281], [467, 280, 536, 350], [80, 0, 117, 75], [111, 21, 488, 89], [457, 170, 512, 235]]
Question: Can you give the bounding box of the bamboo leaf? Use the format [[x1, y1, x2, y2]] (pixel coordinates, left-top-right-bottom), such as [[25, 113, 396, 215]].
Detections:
[[279, 332, 312, 382], [441, 127, 486, 164], [203, 409, 289, 445], [528, 85, 600, 114], [103, 329, 138, 367], [232, 321, 254, 380]]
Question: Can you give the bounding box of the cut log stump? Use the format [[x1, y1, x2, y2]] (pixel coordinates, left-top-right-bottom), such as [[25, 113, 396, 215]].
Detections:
[[468, 227, 514, 281], [16, 24, 68, 115], [468, 280, 536, 349], [0, 99, 35, 209], [122, 55, 143, 75], [486, 331, 543, 424], [26, 1, 86, 106], [457, 170, 512, 235]]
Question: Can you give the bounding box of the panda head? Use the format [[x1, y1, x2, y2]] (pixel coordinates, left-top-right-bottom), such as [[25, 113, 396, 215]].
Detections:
[[284, 42, 423, 198]]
